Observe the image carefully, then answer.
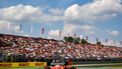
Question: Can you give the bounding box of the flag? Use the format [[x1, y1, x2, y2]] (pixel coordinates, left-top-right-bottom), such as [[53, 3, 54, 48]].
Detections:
[[105, 39, 107, 43], [86, 36, 88, 41], [31, 26, 34, 33], [41, 28, 45, 34], [120, 41, 122, 45], [19, 24, 22, 31], [96, 37, 99, 42], [79, 35, 83, 39], [74, 34, 76, 38], [59, 30, 62, 36], [7, 23, 10, 30]]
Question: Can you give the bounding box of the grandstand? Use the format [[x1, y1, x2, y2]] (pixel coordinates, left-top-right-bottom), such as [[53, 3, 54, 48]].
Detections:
[[0, 34, 122, 61], [0, 33, 122, 69]]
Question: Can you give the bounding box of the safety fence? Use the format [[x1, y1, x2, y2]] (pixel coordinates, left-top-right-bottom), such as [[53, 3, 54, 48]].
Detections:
[[0, 62, 47, 67]]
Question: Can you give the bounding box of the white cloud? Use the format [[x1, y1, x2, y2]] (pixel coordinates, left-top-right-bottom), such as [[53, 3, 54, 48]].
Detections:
[[63, 0, 122, 34], [63, 24, 95, 36], [0, 4, 63, 23], [0, 0, 121, 26], [80, 25, 94, 31], [48, 30, 62, 40], [108, 30, 120, 36], [0, 4, 41, 21], [0, 20, 10, 30], [87, 31, 95, 35], [102, 40, 122, 47], [65, 0, 122, 22], [48, 30, 60, 37], [79, 35, 83, 39], [0, 0, 122, 40], [63, 24, 78, 33], [14, 25, 22, 33], [0, 20, 23, 34], [49, 8, 64, 15], [48, 29, 75, 40], [0, 4, 64, 37]]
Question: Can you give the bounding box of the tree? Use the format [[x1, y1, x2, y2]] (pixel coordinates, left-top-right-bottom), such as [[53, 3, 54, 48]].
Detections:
[[64, 37, 68, 42], [74, 37, 80, 43], [96, 41, 101, 45], [67, 36, 74, 42], [64, 36, 74, 42], [81, 39, 88, 44]]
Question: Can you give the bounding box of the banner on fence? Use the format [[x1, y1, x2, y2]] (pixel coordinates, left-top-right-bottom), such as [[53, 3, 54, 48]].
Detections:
[[0, 62, 47, 67]]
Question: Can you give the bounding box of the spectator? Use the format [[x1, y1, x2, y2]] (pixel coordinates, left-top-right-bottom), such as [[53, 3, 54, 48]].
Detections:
[[0, 34, 122, 62]]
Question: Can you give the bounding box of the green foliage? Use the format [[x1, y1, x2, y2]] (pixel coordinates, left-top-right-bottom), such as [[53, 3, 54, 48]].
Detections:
[[81, 39, 88, 44], [64, 36, 74, 42], [74, 37, 80, 43], [64, 37, 68, 42], [64, 36, 89, 44], [96, 41, 101, 45]]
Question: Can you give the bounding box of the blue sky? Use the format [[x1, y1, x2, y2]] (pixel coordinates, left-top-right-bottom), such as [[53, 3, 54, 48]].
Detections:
[[0, 0, 92, 8], [0, 0, 122, 46]]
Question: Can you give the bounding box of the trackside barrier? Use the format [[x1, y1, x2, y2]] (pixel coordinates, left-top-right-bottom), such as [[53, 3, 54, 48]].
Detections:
[[0, 62, 47, 67]]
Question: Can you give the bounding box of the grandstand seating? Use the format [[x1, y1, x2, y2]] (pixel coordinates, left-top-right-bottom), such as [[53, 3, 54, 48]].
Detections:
[[0, 34, 122, 62]]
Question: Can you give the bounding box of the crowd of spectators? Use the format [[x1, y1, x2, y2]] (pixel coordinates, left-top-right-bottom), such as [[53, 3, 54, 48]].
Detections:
[[0, 34, 122, 61]]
